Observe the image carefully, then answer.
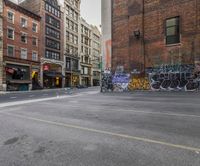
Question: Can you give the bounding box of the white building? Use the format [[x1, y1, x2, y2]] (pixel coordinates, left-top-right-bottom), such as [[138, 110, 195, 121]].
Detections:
[[91, 26, 101, 86]]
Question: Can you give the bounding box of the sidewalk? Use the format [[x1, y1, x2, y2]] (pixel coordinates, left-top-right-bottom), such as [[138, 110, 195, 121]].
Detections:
[[0, 86, 99, 95]]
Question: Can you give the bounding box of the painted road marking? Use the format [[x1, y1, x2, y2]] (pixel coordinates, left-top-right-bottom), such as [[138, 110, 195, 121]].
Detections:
[[43, 94, 48, 96], [10, 97, 17, 99], [1, 111, 200, 153], [29, 95, 35, 98], [0, 93, 87, 109]]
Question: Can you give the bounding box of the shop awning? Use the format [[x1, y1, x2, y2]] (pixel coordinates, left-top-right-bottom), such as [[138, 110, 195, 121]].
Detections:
[[44, 72, 65, 78]]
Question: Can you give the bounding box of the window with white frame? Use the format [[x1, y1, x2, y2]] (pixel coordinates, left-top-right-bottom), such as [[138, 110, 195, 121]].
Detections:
[[7, 28, 14, 39], [7, 11, 14, 23], [21, 48, 28, 59], [32, 37, 38, 46], [21, 32, 27, 43], [32, 52, 38, 61], [21, 17, 27, 28], [32, 23, 38, 32], [7, 45, 15, 57]]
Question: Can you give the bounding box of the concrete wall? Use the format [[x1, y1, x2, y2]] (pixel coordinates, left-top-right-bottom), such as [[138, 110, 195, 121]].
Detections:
[[101, 0, 112, 71]]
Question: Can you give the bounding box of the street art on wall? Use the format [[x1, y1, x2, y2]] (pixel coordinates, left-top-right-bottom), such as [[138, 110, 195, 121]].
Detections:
[[147, 64, 200, 92], [112, 73, 130, 92], [128, 77, 150, 90], [101, 64, 200, 92]]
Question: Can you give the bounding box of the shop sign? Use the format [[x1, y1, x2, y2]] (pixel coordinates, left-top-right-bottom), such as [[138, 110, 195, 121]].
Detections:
[[5, 67, 15, 74], [43, 64, 50, 71]]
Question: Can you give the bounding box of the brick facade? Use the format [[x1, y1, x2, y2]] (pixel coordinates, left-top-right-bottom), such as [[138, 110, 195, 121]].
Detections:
[[112, 0, 200, 73], [0, 0, 3, 90], [2, 0, 41, 91]]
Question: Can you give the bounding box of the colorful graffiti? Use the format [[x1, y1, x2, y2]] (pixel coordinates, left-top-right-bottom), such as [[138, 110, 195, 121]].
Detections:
[[101, 64, 200, 92], [128, 78, 150, 90], [112, 73, 130, 92], [147, 64, 200, 91]]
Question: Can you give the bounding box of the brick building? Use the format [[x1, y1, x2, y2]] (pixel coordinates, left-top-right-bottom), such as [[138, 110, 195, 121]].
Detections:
[[20, 0, 64, 89], [2, 0, 41, 91], [0, 0, 3, 90], [111, 0, 200, 74]]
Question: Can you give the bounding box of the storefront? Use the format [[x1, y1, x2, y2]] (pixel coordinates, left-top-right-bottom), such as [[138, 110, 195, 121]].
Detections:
[[32, 66, 42, 90], [5, 63, 31, 91], [43, 63, 64, 89]]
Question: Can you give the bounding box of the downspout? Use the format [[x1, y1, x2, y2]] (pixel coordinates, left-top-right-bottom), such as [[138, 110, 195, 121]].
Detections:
[[142, 0, 146, 76]]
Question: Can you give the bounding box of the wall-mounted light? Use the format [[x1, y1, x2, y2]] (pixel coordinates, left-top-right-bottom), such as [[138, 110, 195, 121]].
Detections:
[[134, 30, 141, 39]]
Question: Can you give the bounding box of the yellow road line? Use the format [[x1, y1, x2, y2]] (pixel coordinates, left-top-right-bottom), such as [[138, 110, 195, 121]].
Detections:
[[1, 111, 200, 153]]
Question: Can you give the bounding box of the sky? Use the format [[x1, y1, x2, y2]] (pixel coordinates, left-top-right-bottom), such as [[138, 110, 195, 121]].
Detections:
[[59, 0, 101, 27]]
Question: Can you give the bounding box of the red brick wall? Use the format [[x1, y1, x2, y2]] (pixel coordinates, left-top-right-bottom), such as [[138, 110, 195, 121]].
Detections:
[[112, 0, 200, 73], [3, 4, 41, 63]]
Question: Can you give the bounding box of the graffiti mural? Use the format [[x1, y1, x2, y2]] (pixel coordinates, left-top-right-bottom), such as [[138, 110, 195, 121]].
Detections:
[[147, 64, 200, 91], [101, 73, 113, 92], [112, 73, 130, 92], [101, 64, 200, 92], [128, 77, 150, 90]]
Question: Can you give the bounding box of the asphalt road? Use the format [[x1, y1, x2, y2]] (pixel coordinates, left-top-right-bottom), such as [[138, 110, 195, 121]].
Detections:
[[0, 89, 200, 166]]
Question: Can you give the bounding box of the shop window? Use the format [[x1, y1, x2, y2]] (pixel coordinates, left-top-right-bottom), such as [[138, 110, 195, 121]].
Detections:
[[165, 17, 180, 45]]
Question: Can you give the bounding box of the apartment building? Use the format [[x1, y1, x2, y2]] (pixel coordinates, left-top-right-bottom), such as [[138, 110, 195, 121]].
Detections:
[[91, 26, 101, 86], [1, 0, 41, 91], [80, 18, 92, 87], [20, 0, 64, 89], [64, 0, 81, 87]]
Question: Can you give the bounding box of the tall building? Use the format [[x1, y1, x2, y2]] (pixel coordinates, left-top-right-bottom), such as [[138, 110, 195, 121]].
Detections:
[[0, 0, 3, 90], [1, 0, 41, 91], [64, 0, 81, 87], [20, 0, 64, 89], [80, 18, 92, 87], [111, 0, 200, 73], [101, 0, 112, 71], [91, 26, 101, 86]]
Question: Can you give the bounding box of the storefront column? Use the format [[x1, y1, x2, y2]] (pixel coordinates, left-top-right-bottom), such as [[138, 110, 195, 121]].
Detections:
[[62, 66, 65, 88], [40, 64, 44, 88]]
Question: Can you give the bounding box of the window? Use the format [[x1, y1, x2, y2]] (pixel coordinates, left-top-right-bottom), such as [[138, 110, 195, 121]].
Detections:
[[32, 37, 38, 46], [45, 50, 60, 60], [46, 38, 60, 50], [46, 14, 60, 29], [7, 11, 14, 23], [46, 26, 60, 39], [21, 33, 27, 43], [7, 45, 14, 57], [21, 48, 27, 59], [165, 17, 180, 45], [21, 17, 27, 28], [7, 28, 14, 39], [32, 52, 38, 61], [32, 23, 38, 32]]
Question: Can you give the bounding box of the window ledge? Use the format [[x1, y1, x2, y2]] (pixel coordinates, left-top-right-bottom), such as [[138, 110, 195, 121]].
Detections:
[[165, 43, 181, 47]]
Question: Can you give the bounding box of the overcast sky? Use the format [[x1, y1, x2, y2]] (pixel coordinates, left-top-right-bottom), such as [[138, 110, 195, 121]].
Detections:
[[59, 0, 101, 27]]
